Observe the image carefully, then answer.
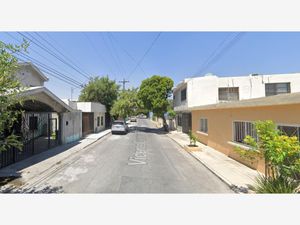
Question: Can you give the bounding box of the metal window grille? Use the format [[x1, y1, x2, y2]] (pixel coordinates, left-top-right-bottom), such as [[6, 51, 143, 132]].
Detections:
[[233, 121, 257, 144], [218, 87, 239, 101], [265, 83, 291, 96], [278, 125, 300, 140]]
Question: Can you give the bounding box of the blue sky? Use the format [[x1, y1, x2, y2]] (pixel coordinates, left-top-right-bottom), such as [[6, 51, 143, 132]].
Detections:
[[1, 32, 300, 99]]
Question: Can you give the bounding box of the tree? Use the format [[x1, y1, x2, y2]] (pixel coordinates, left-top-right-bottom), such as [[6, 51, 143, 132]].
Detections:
[[79, 76, 119, 114], [111, 88, 140, 119], [0, 40, 28, 152], [138, 75, 173, 130]]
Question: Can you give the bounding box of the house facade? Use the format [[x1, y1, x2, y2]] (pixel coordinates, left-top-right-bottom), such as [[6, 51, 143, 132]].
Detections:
[[173, 72, 300, 133], [191, 92, 300, 173], [0, 62, 82, 169], [63, 100, 106, 136]]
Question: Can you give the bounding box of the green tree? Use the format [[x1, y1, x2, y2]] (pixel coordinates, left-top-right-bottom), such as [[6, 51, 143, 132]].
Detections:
[[0, 40, 28, 152], [138, 75, 174, 130], [79, 76, 119, 114], [111, 88, 140, 119]]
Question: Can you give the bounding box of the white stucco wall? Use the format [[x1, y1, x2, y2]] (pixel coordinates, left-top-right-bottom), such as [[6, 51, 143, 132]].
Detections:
[[174, 73, 300, 110], [61, 111, 82, 144], [15, 65, 45, 87]]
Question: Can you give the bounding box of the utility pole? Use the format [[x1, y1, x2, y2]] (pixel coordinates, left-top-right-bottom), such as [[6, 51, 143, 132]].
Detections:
[[119, 78, 129, 91]]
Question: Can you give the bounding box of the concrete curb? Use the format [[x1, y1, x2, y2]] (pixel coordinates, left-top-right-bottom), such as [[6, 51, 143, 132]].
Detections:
[[166, 133, 249, 194]]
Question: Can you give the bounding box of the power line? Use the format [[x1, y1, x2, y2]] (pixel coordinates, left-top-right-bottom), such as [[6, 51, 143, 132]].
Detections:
[[107, 32, 127, 77], [5, 32, 84, 87], [16, 56, 81, 88], [109, 33, 147, 76], [34, 32, 91, 78], [194, 32, 246, 77], [99, 33, 124, 78], [128, 32, 162, 80], [18, 32, 91, 80], [5, 32, 85, 83], [16, 52, 83, 86], [82, 32, 115, 78]]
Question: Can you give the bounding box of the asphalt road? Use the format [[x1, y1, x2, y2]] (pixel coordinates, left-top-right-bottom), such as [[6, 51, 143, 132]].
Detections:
[[32, 119, 233, 193]]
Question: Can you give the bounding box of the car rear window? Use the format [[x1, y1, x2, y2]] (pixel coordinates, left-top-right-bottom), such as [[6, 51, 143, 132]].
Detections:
[[113, 121, 124, 125]]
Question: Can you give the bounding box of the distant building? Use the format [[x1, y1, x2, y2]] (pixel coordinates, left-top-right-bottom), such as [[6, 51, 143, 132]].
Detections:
[[63, 100, 106, 136]]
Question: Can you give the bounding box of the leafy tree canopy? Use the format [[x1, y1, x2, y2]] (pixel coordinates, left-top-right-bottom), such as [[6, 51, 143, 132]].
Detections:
[[138, 75, 173, 119], [0, 40, 28, 151], [111, 88, 140, 119], [79, 76, 119, 113]]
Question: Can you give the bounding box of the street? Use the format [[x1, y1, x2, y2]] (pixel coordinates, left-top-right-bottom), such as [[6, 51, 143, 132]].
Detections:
[[23, 119, 232, 193]]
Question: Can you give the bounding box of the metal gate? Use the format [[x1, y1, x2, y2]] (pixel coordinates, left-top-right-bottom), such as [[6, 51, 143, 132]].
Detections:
[[0, 112, 60, 169]]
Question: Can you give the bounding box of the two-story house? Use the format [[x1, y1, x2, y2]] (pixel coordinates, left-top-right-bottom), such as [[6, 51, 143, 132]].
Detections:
[[173, 72, 300, 133], [173, 72, 300, 173]]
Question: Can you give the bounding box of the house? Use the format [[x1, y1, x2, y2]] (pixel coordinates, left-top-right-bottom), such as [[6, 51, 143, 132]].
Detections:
[[0, 62, 82, 169], [191, 92, 300, 173], [63, 100, 106, 136], [173, 72, 300, 173], [173, 72, 300, 133]]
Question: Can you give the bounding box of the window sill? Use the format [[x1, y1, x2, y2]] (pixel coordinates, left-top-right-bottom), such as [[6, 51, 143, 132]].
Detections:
[[227, 141, 253, 150], [196, 131, 208, 136]]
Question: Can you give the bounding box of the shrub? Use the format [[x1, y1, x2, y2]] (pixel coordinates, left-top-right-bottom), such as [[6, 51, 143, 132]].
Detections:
[[188, 130, 197, 146], [253, 175, 299, 193]]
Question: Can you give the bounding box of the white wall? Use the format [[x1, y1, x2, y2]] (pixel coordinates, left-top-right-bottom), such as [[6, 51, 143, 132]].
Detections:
[[174, 73, 300, 110], [15, 66, 45, 87], [61, 111, 82, 144]]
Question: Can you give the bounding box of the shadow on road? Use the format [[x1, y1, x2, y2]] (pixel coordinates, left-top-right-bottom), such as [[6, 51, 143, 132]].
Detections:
[[0, 184, 64, 193], [131, 126, 168, 135]]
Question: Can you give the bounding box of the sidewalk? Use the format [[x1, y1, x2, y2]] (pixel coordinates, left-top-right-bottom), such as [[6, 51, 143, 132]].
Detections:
[[0, 129, 111, 191], [166, 130, 260, 193]]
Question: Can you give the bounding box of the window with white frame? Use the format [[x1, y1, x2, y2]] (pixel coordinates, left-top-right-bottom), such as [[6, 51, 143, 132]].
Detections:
[[233, 121, 257, 144], [265, 82, 290, 96], [199, 118, 208, 133], [278, 125, 300, 140], [218, 87, 239, 101]]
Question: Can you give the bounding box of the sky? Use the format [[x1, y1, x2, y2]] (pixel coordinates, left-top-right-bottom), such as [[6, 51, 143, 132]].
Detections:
[[1, 32, 300, 100]]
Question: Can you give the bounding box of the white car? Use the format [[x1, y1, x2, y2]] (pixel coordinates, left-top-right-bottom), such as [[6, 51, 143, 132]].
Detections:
[[111, 120, 129, 134]]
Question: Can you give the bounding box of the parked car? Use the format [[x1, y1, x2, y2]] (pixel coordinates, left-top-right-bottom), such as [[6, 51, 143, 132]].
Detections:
[[130, 116, 137, 122], [111, 120, 129, 134]]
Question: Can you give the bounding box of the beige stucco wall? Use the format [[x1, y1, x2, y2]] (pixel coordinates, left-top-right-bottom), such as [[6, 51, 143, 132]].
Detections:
[[192, 103, 300, 173]]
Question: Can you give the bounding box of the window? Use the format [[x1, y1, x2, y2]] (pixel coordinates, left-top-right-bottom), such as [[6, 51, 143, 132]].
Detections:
[[218, 87, 239, 101], [177, 114, 182, 126], [101, 116, 104, 126], [181, 88, 187, 101], [278, 125, 300, 140], [97, 117, 100, 126], [265, 83, 290, 96], [233, 121, 257, 144], [199, 118, 208, 133]]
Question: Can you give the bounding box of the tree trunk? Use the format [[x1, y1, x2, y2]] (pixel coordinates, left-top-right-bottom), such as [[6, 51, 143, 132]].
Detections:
[[162, 114, 169, 132]]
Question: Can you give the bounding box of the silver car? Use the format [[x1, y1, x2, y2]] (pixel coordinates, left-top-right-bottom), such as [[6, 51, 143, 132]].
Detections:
[[111, 120, 129, 134]]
